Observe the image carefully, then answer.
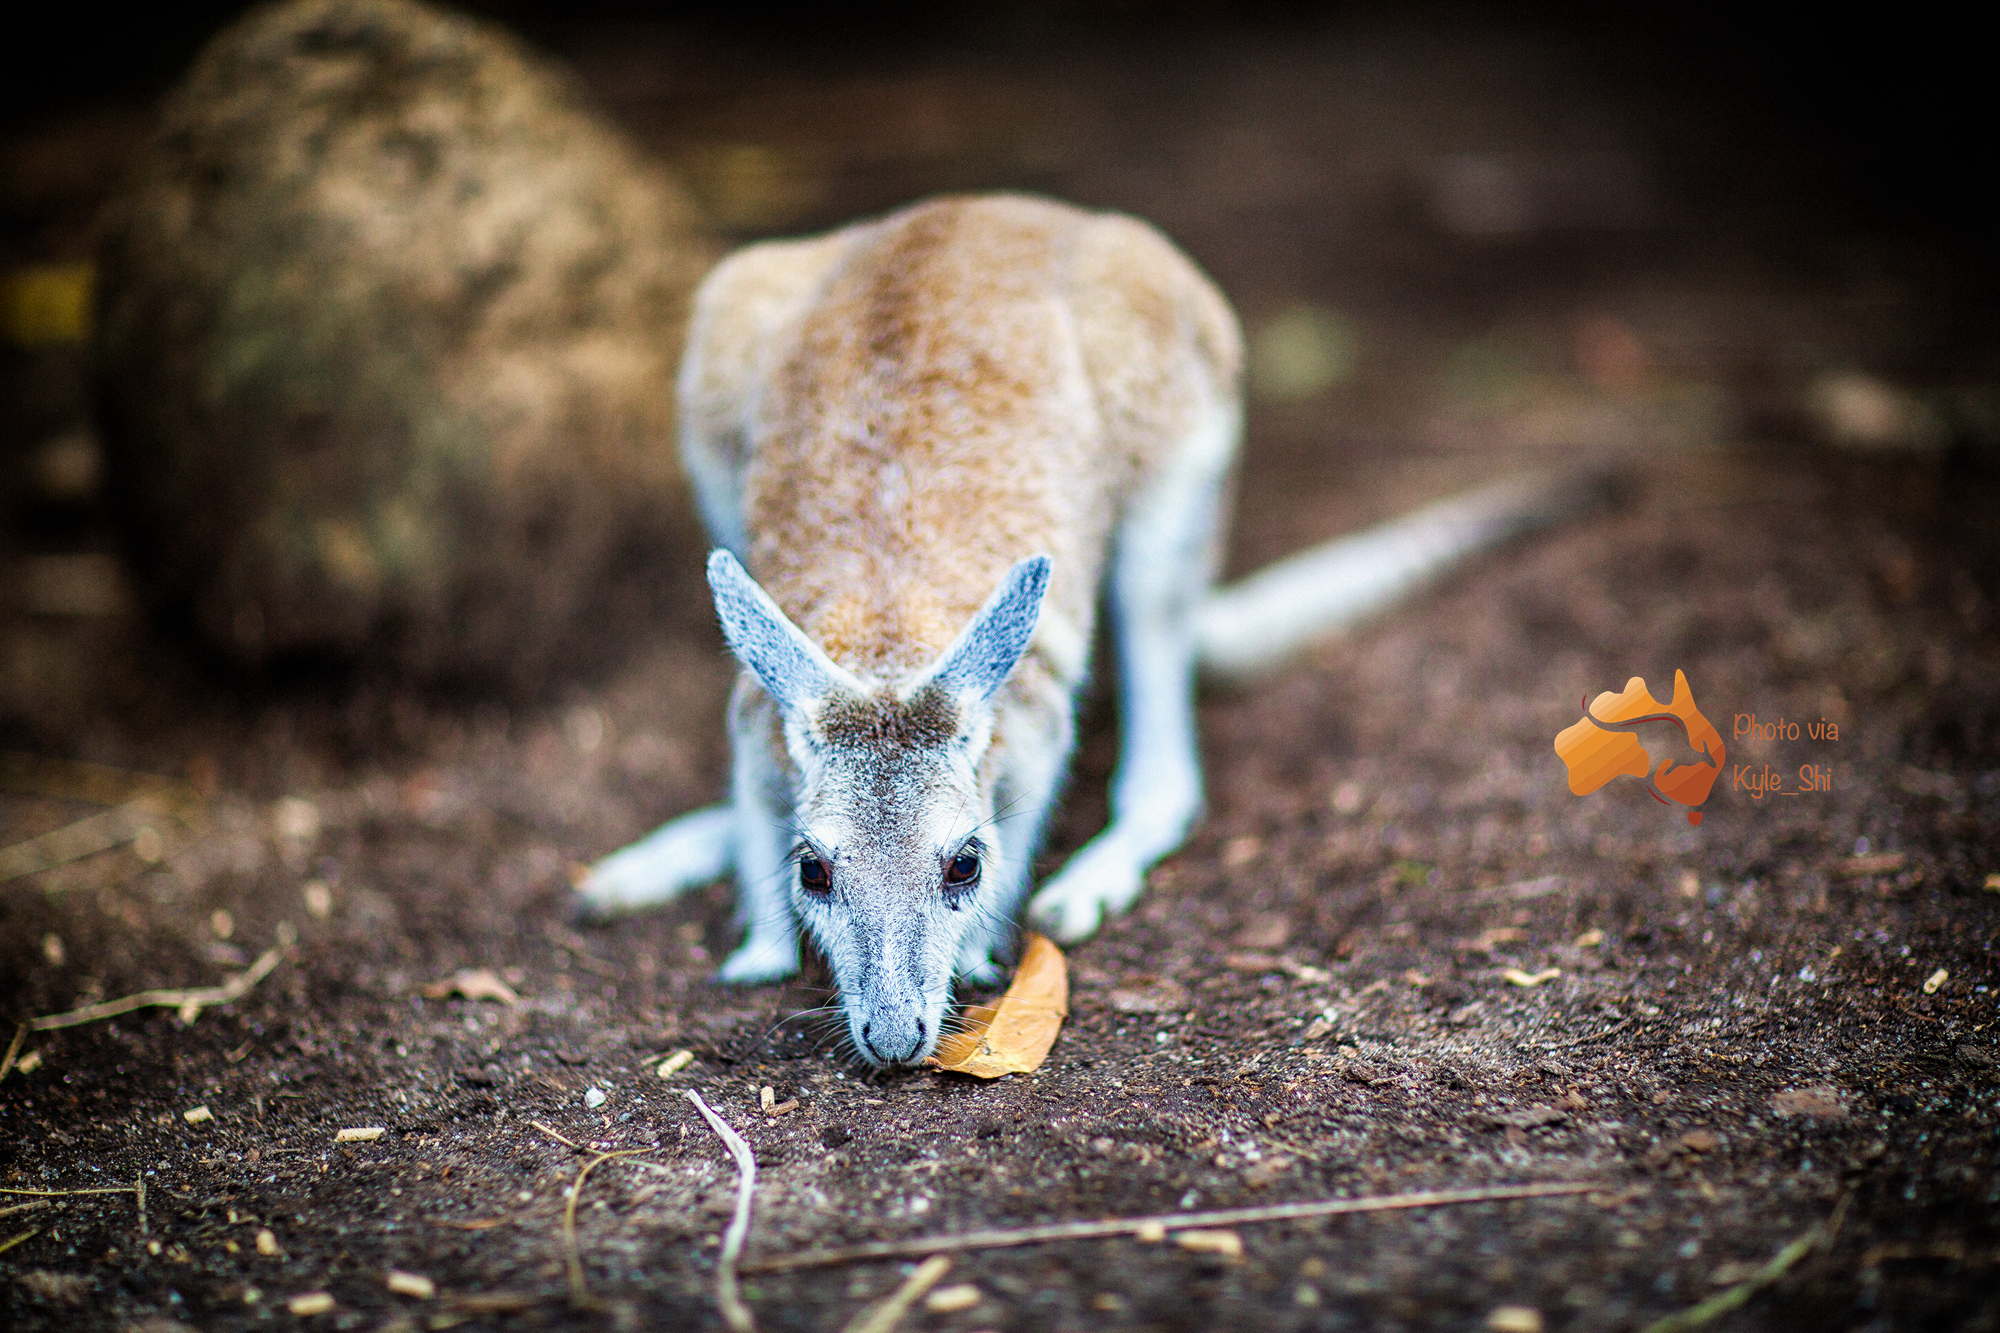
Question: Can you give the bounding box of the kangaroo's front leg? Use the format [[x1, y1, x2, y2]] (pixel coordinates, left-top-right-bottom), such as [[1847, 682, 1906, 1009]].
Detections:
[[718, 684, 803, 983]]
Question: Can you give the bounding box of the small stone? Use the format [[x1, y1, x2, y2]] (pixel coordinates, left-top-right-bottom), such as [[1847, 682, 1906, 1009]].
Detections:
[[820, 1125, 853, 1149], [385, 1271, 435, 1299], [255, 1229, 280, 1256], [583, 1088, 607, 1110], [1486, 1306, 1544, 1333], [287, 1292, 335, 1316]]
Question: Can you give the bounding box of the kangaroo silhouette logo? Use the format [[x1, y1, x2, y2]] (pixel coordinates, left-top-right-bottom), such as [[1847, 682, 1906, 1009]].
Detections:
[[1553, 671, 1726, 826]]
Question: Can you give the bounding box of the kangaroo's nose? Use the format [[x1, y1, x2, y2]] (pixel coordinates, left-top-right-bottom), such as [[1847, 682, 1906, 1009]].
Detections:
[[859, 1015, 928, 1066]]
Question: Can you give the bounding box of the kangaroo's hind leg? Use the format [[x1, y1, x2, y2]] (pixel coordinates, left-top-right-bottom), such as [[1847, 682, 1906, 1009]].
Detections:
[[1030, 400, 1239, 943]]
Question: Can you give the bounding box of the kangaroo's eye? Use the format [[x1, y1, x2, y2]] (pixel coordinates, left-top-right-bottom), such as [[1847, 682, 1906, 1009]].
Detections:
[[798, 855, 832, 895], [944, 853, 981, 887]]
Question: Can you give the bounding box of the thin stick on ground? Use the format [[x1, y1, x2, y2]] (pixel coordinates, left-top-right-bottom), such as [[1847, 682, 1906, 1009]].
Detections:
[[839, 1255, 952, 1333], [28, 939, 286, 1031], [742, 1180, 1597, 1273], [136, 1174, 146, 1236], [687, 1089, 759, 1333], [0, 1200, 52, 1221], [1639, 1222, 1824, 1333], [0, 1186, 140, 1198], [0, 1228, 41, 1256], [526, 1121, 652, 1309], [0, 1025, 23, 1082]]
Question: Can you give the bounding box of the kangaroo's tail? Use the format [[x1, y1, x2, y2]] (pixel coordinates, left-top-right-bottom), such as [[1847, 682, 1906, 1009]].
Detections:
[[1195, 467, 1625, 681]]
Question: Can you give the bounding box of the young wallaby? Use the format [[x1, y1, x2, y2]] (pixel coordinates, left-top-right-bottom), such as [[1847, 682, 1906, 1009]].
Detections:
[[579, 194, 1242, 1066]]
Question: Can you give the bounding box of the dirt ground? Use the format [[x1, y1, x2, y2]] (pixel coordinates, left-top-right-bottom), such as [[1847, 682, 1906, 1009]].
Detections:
[[3, 10, 1997, 1332]]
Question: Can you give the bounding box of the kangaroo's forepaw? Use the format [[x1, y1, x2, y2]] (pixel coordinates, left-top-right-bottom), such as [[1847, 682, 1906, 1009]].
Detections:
[[1028, 835, 1145, 944], [716, 932, 800, 985], [573, 804, 734, 923]]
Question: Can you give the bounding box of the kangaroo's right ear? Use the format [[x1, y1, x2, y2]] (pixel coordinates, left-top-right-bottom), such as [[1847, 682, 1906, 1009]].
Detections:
[[920, 554, 1052, 706], [706, 550, 852, 712]]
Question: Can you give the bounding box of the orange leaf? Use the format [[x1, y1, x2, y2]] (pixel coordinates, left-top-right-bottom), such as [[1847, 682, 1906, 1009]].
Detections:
[[927, 934, 1067, 1077]]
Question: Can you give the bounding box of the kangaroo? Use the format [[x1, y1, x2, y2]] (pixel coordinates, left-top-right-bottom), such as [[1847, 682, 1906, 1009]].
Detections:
[[578, 194, 1240, 1066], [578, 192, 1616, 1067]]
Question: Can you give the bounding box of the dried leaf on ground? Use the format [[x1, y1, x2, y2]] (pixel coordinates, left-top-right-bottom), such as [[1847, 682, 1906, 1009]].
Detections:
[[419, 968, 519, 1005], [928, 934, 1067, 1078]]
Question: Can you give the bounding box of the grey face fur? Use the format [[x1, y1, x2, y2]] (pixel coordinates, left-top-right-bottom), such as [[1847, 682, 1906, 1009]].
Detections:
[[707, 551, 1050, 1065]]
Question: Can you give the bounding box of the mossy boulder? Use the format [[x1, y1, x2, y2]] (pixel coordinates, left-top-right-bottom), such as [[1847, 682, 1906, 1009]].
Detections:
[[95, 0, 716, 683]]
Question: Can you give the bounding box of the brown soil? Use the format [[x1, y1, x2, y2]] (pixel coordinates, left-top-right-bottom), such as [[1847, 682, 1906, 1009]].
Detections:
[[3, 11, 1995, 1332]]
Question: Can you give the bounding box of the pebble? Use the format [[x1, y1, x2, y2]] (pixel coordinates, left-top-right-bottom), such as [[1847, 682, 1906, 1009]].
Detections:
[[584, 1087, 607, 1109]]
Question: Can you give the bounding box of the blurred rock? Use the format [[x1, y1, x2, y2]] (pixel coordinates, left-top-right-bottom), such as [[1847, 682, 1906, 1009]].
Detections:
[[94, 0, 717, 684]]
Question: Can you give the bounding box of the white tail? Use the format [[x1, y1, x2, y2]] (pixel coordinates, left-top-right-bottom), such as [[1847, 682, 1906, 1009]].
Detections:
[[1196, 469, 1619, 680]]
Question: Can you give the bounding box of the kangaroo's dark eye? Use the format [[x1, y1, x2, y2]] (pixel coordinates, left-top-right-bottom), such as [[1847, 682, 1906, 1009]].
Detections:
[[798, 855, 832, 895], [944, 853, 981, 887]]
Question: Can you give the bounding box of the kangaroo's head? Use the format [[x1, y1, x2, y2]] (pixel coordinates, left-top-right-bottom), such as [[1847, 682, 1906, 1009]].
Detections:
[[706, 549, 1050, 1067]]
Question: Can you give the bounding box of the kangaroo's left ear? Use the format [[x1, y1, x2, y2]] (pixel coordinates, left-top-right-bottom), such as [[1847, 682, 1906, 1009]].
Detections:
[[920, 555, 1052, 706]]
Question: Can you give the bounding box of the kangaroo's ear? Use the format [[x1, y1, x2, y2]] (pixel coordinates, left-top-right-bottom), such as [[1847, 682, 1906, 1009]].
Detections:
[[921, 555, 1052, 706], [707, 550, 850, 713]]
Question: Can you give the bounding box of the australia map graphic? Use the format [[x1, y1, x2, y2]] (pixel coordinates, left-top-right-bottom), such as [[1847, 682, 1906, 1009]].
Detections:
[[1553, 671, 1727, 826]]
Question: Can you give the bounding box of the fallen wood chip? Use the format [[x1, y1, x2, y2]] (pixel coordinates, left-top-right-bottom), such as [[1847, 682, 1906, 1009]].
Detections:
[[256, 1229, 279, 1255], [1984, 872, 2000, 894], [1835, 852, 1907, 877], [1502, 968, 1561, 988], [334, 1127, 386, 1143], [12, 1050, 40, 1076], [657, 1049, 696, 1078], [434, 1217, 507, 1231], [386, 1270, 435, 1299], [1173, 1229, 1243, 1258], [1486, 1306, 1544, 1333], [183, 1105, 212, 1125], [29, 939, 287, 1031], [1922, 968, 1948, 995], [287, 1292, 335, 1316], [840, 1254, 951, 1333], [1769, 1087, 1845, 1120], [420, 968, 519, 1006], [928, 934, 1067, 1077], [742, 1181, 1597, 1273], [450, 1292, 539, 1313], [923, 1283, 982, 1313]]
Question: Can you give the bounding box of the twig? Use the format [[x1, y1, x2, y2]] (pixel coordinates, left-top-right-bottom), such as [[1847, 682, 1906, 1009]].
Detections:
[[687, 1089, 759, 1333], [0, 1200, 52, 1221], [0, 1186, 139, 1198], [0, 798, 171, 883], [136, 1174, 147, 1236], [1640, 1222, 1825, 1333], [840, 1255, 952, 1333], [0, 1228, 41, 1256], [28, 943, 284, 1031], [0, 1025, 23, 1082], [743, 1180, 1596, 1273], [525, 1121, 651, 1309]]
